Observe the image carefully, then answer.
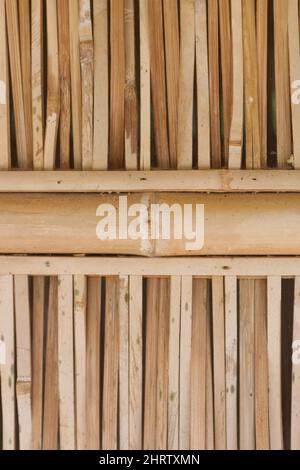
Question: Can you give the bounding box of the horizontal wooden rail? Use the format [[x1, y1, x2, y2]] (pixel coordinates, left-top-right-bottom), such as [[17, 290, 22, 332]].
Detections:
[[0, 170, 300, 193], [0, 193, 299, 255]]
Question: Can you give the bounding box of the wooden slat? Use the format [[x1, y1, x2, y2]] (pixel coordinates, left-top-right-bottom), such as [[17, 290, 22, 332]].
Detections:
[[43, 277, 59, 450], [177, 0, 195, 170], [79, 0, 94, 171], [291, 277, 300, 449], [102, 277, 119, 449], [119, 275, 129, 450], [0, 275, 15, 449], [58, 275, 75, 449], [267, 276, 283, 450], [225, 276, 238, 450], [179, 276, 193, 449], [74, 275, 87, 450], [32, 276, 45, 450], [256, 0, 268, 167], [0, 0, 10, 170], [86, 276, 101, 449], [129, 275, 143, 449], [288, 0, 300, 169], [168, 276, 181, 450], [14, 275, 32, 450], [93, 0, 108, 170], [205, 298, 214, 450]]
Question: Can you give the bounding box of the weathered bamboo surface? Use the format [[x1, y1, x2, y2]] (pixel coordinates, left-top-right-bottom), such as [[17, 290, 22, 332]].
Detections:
[[0, 271, 298, 449], [0, 0, 299, 170]]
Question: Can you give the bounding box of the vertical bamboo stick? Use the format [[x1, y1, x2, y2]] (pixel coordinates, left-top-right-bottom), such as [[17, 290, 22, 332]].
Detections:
[[6, 0, 30, 168], [149, 0, 170, 168], [58, 0, 71, 169], [228, 0, 243, 169], [256, 0, 268, 166], [86, 276, 101, 449], [291, 277, 300, 449], [191, 279, 207, 450], [0, 0, 10, 169], [239, 279, 255, 450], [32, 276, 45, 450], [31, 0, 44, 170], [58, 275, 75, 450], [163, 0, 179, 169], [69, 0, 82, 169], [139, 0, 151, 170], [110, 0, 125, 169], [254, 279, 270, 450], [225, 276, 238, 450], [208, 0, 221, 168], [212, 277, 226, 450], [0, 276, 15, 449], [43, 277, 59, 450], [74, 275, 87, 450], [168, 276, 181, 450], [93, 0, 108, 170], [102, 278, 119, 450], [267, 276, 283, 450], [179, 276, 193, 449], [79, 0, 94, 170], [129, 275, 143, 450], [195, 0, 210, 169], [14, 275, 32, 450], [288, 0, 300, 169], [119, 275, 129, 450], [44, 0, 60, 170], [177, 0, 195, 170], [124, 0, 138, 170]]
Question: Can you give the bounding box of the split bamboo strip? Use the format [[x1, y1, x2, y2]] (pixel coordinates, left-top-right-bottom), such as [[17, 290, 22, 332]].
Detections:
[[58, 0, 71, 169], [274, 0, 292, 168], [177, 0, 195, 170], [110, 0, 125, 169], [43, 277, 59, 450], [195, 0, 210, 169], [44, 0, 60, 170], [225, 276, 238, 450], [190, 279, 207, 450], [149, 0, 169, 168], [102, 278, 119, 450], [0, 275, 15, 449], [32, 276, 45, 450], [0, 0, 10, 169], [256, 0, 268, 166], [14, 275, 32, 450], [74, 275, 87, 450], [31, 0, 44, 170], [168, 276, 181, 450], [58, 275, 75, 449], [69, 0, 82, 169], [212, 277, 226, 449], [79, 0, 94, 170], [119, 275, 129, 450], [124, 0, 138, 170], [267, 276, 283, 450], [129, 275, 143, 450], [239, 279, 255, 450], [288, 0, 300, 169], [139, 0, 151, 170], [6, 0, 30, 168], [228, 0, 243, 169], [254, 279, 270, 450], [163, 0, 179, 169], [93, 0, 108, 170], [179, 276, 193, 449], [291, 277, 300, 449]]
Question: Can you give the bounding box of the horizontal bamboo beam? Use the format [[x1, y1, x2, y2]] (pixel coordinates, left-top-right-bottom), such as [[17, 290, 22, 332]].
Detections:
[[0, 170, 300, 193], [0, 256, 300, 277], [0, 193, 299, 255]]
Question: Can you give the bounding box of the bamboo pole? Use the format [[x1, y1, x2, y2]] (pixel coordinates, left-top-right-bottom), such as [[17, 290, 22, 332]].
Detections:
[[0, 0, 10, 170]]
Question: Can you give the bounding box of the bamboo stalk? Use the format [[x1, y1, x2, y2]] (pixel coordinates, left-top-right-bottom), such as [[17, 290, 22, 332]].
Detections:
[[291, 277, 300, 449], [43, 277, 59, 450], [93, 0, 108, 170], [79, 0, 94, 170], [58, 275, 75, 449], [0, 0, 10, 169], [119, 275, 129, 450]]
